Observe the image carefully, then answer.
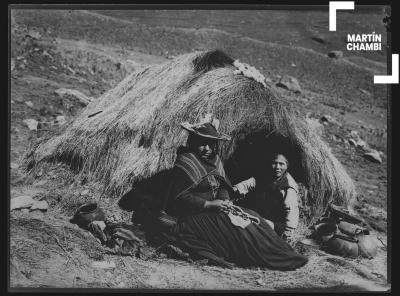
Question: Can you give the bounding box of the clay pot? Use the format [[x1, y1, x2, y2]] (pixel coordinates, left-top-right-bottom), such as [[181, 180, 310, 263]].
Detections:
[[70, 203, 106, 228]]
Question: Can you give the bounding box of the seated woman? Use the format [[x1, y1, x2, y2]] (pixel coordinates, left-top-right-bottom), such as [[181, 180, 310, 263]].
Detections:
[[234, 153, 300, 239], [162, 116, 307, 270]]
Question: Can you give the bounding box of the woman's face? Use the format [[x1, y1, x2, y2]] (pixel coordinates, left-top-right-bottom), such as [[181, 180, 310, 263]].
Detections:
[[271, 154, 288, 179], [194, 137, 217, 160]]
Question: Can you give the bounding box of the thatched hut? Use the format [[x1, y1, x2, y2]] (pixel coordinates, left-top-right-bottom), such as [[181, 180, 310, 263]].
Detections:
[[26, 49, 356, 224]]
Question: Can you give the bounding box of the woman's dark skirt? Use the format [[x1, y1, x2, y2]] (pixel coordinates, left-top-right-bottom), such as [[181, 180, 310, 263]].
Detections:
[[172, 208, 308, 270]]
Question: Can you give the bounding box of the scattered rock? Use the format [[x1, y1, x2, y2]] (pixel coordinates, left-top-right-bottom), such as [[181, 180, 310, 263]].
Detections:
[[81, 189, 90, 196], [37, 121, 52, 130], [320, 114, 341, 126], [42, 50, 53, 60], [23, 119, 38, 131], [328, 51, 343, 59], [11, 195, 35, 210], [10, 162, 19, 169], [264, 77, 272, 83], [355, 139, 369, 150], [26, 30, 41, 40], [348, 138, 357, 146], [348, 130, 370, 151], [39, 106, 54, 117], [359, 88, 372, 96], [66, 66, 76, 74], [117, 282, 126, 288], [55, 88, 93, 106], [30, 200, 49, 211], [55, 115, 66, 125], [311, 36, 326, 44], [276, 75, 302, 93], [350, 130, 359, 138], [25, 101, 34, 108], [363, 150, 382, 164], [11, 59, 15, 71], [91, 261, 116, 269], [256, 278, 265, 286]]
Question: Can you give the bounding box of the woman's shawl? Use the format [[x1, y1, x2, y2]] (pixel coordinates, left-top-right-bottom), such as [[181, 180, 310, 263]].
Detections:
[[175, 152, 228, 184], [174, 151, 232, 198], [160, 148, 233, 214]]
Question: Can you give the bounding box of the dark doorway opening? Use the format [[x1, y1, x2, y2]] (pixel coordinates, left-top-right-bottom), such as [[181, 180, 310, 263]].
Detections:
[[224, 132, 305, 186]]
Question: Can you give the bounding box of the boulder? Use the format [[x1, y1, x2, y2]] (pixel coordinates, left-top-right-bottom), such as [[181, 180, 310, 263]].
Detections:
[[256, 278, 266, 286], [11, 195, 35, 211], [311, 36, 326, 44], [55, 88, 93, 106], [80, 189, 90, 196], [26, 30, 41, 40], [276, 75, 302, 93], [363, 150, 382, 164], [348, 130, 370, 151], [30, 200, 49, 211], [348, 138, 357, 146], [328, 51, 343, 59], [23, 119, 39, 131], [25, 101, 34, 108], [320, 114, 341, 126], [356, 139, 369, 150], [11, 59, 15, 71], [55, 115, 66, 125]]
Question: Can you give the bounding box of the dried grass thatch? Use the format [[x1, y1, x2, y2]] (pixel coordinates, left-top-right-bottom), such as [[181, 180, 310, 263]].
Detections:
[[26, 49, 356, 223]]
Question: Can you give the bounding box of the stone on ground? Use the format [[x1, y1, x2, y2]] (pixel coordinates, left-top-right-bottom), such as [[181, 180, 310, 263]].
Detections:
[[11, 195, 35, 210], [276, 75, 302, 93]]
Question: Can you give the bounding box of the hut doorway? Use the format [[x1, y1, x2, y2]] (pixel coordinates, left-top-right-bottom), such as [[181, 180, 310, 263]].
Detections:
[[224, 132, 305, 186]]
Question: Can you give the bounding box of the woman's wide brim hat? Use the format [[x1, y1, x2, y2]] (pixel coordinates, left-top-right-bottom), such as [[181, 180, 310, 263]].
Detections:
[[180, 114, 231, 141]]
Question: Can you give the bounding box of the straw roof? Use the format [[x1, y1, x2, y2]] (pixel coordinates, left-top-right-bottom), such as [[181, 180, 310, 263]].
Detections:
[[26, 50, 356, 222]]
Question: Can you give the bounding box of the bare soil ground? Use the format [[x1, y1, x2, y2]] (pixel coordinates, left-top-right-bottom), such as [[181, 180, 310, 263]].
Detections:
[[9, 9, 389, 291]]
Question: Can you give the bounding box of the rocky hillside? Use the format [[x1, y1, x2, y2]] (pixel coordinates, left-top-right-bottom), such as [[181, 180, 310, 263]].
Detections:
[[10, 9, 389, 290]]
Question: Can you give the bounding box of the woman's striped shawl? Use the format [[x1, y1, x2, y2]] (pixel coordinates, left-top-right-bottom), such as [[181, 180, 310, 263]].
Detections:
[[174, 152, 231, 188]]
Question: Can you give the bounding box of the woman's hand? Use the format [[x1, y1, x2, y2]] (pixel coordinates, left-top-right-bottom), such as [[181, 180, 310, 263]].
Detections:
[[204, 199, 232, 211], [233, 177, 256, 195]]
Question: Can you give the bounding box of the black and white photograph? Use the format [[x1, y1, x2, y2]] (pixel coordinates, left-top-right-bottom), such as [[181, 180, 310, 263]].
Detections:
[[9, 4, 392, 292]]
